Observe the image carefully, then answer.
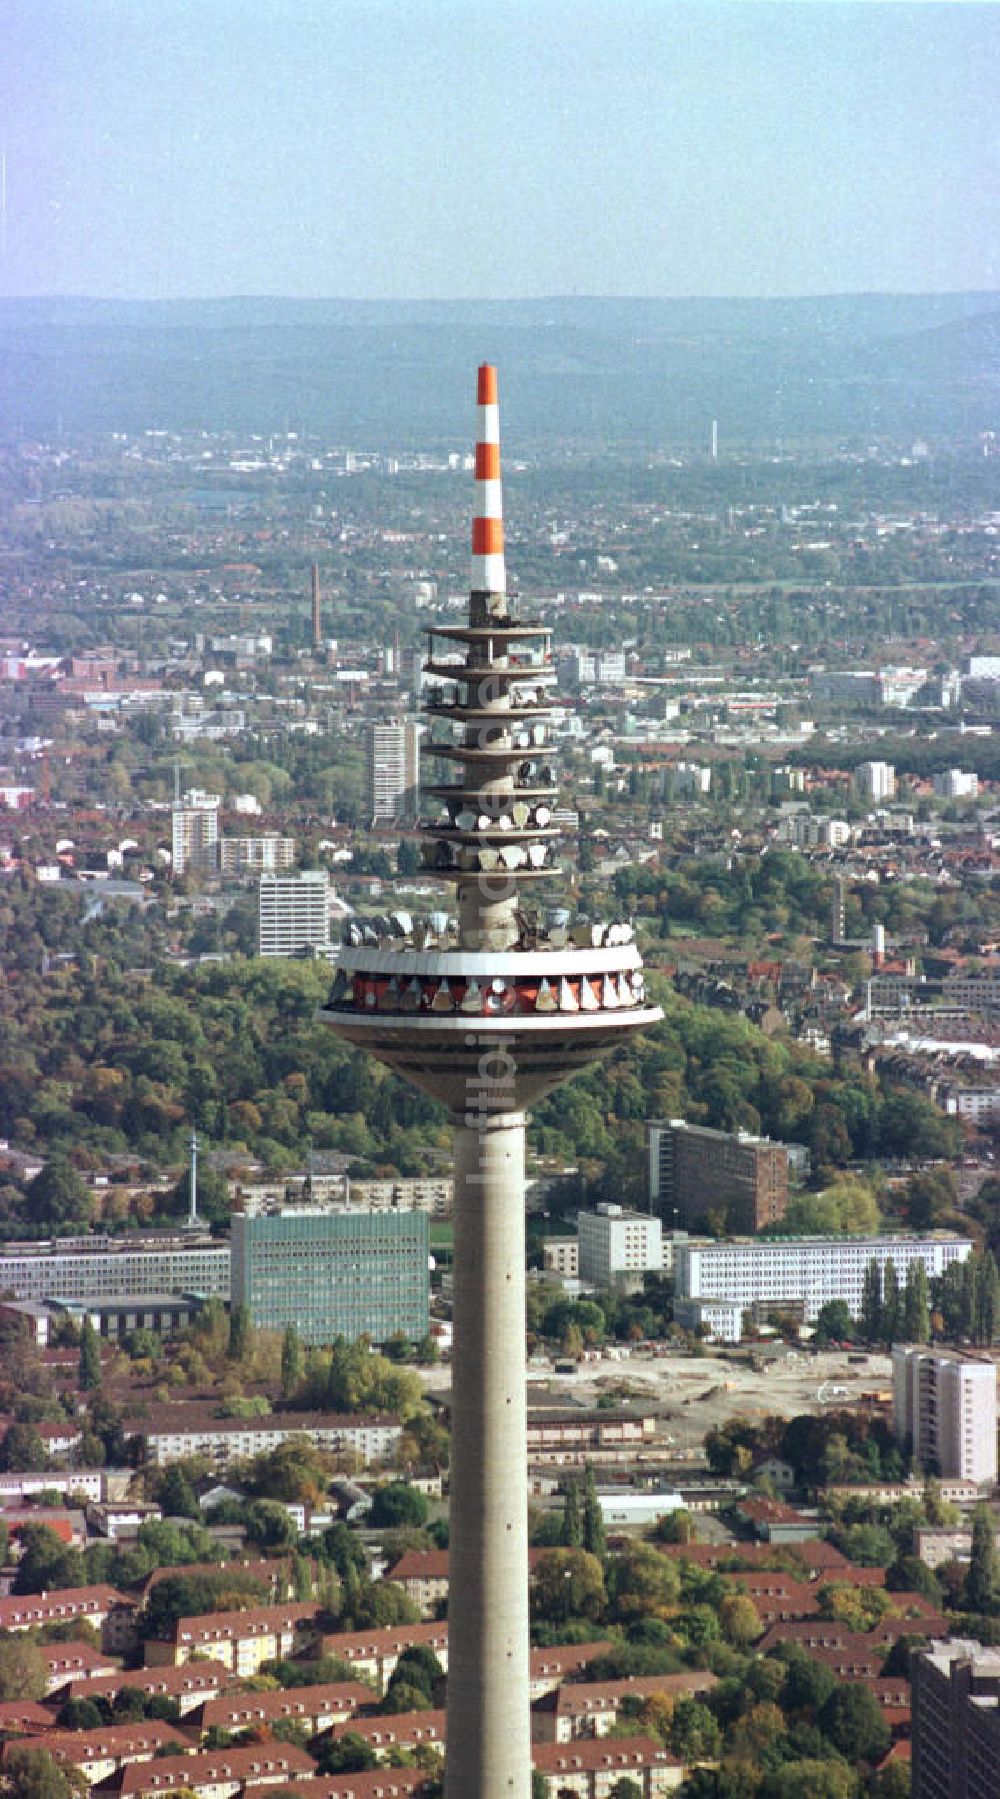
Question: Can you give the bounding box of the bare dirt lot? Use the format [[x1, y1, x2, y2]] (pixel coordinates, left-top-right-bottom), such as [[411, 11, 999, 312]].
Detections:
[[423, 1345, 895, 1459]]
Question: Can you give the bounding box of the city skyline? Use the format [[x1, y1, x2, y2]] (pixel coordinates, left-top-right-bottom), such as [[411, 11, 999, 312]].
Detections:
[[1, 1, 997, 301]]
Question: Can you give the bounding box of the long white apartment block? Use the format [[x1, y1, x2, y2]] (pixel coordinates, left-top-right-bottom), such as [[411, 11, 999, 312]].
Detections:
[[892, 1346, 998, 1486], [0, 1236, 231, 1303], [673, 1233, 972, 1325]]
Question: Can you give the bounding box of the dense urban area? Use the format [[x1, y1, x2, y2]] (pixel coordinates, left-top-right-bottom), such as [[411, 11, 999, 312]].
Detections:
[[2, 359, 1000, 1799]]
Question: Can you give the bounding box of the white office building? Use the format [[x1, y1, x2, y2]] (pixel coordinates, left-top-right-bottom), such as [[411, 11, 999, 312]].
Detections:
[[854, 761, 897, 803], [0, 1236, 231, 1304], [892, 1346, 997, 1485], [171, 790, 221, 875], [258, 871, 330, 958], [674, 1234, 972, 1327], [577, 1204, 662, 1291], [365, 718, 421, 824], [933, 770, 979, 800]]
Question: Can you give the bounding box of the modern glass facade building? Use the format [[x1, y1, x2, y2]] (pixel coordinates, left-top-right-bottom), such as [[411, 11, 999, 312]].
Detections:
[[230, 1208, 429, 1345]]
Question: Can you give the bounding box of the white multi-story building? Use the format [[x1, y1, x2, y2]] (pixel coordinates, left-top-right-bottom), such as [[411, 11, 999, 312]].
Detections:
[[171, 790, 221, 875], [257, 871, 330, 958], [892, 1346, 997, 1485], [854, 761, 897, 803], [365, 718, 421, 823], [674, 1234, 972, 1328], [577, 1204, 662, 1291], [776, 814, 852, 849], [0, 1236, 231, 1303], [933, 769, 979, 800], [220, 834, 296, 876]]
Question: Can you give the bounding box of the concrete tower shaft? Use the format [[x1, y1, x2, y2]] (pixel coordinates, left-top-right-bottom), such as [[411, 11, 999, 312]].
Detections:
[[320, 364, 661, 1797]]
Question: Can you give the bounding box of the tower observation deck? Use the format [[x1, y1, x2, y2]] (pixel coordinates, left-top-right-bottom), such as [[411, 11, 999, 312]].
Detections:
[[320, 365, 661, 1796]]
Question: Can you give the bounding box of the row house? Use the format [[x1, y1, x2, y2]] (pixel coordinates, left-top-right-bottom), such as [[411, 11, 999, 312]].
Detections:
[[67, 1664, 227, 1717], [532, 1672, 716, 1744], [275, 1777, 424, 1799], [197, 1682, 374, 1737], [0, 1585, 136, 1653], [529, 1643, 616, 1702], [40, 1641, 118, 1696], [324, 1709, 445, 1762], [141, 1559, 289, 1605], [127, 1408, 402, 1470], [388, 1546, 546, 1618], [317, 1623, 450, 1687], [145, 1603, 322, 1676], [117, 1743, 318, 1799], [533, 1734, 684, 1796], [4, 1720, 185, 1787], [656, 1537, 855, 1579], [0, 1702, 59, 1736]]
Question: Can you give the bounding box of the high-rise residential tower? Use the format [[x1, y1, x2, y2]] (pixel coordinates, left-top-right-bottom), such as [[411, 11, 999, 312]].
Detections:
[[320, 365, 661, 1797], [171, 789, 220, 875], [258, 871, 330, 959], [365, 717, 421, 823]]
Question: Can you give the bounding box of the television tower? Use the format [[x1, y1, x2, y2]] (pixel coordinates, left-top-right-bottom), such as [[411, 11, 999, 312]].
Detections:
[[320, 365, 661, 1797]]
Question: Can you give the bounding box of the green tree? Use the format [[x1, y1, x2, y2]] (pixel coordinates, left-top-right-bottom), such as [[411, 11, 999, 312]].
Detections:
[[154, 1466, 200, 1520], [280, 1325, 303, 1400], [582, 1463, 607, 1561], [670, 1698, 722, 1761], [531, 1548, 607, 1622], [0, 1422, 49, 1472], [818, 1683, 890, 1763], [315, 1734, 378, 1775], [245, 1500, 299, 1550], [79, 1318, 102, 1392], [0, 1636, 48, 1700], [562, 1480, 583, 1548], [227, 1302, 253, 1363], [902, 1261, 930, 1344], [965, 1502, 999, 1613], [610, 1544, 679, 1622], [25, 1158, 92, 1230], [860, 1258, 882, 1343], [881, 1257, 901, 1345], [5, 1749, 77, 1799], [813, 1300, 853, 1346], [371, 1483, 429, 1530], [762, 1762, 854, 1799], [13, 1524, 83, 1594]]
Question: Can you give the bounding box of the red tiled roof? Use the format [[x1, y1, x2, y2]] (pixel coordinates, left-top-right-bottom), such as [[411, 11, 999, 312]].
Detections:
[[533, 1734, 681, 1773], [327, 1709, 445, 1748], [2, 1721, 186, 1769], [0, 1586, 129, 1630], [174, 1603, 320, 1646], [118, 1743, 317, 1798], [199, 1683, 373, 1730]]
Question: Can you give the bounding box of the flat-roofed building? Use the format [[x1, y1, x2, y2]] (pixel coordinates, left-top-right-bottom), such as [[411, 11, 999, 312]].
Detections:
[[674, 1233, 972, 1325], [577, 1204, 662, 1292], [892, 1346, 998, 1485], [648, 1119, 789, 1232], [257, 870, 330, 958], [0, 1235, 230, 1304], [912, 1638, 1000, 1799], [231, 1207, 428, 1346]]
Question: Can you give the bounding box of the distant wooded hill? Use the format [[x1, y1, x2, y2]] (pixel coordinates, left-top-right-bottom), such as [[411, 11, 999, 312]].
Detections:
[[0, 292, 996, 445]]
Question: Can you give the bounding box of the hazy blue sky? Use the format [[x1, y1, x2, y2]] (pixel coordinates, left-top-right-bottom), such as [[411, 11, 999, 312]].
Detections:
[[2, 0, 997, 300]]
